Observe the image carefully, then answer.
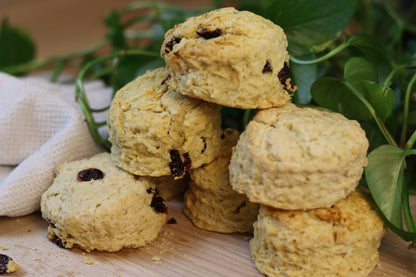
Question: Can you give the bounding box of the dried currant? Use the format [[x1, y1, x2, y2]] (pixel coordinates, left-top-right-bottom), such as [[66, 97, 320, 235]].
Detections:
[[277, 62, 290, 85], [196, 28, 222, 39], [169, 150, 184, 177], [262, 60, 273, 73], [53, 236, 66, 248], [201, 137, 207, 154], [77, 168, 104, 182], [165, 36, 182, 53], [161, 73, 171, 85], [151, 190, 168, 214], [182, 153, 192, 172], [0, 254, 18, 274]]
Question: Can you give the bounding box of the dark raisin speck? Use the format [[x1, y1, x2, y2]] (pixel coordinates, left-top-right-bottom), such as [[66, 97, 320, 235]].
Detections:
[[167, 218, 177, 224], [169, 150, 184, 177], [161, 74, 171, 85], [53, 236, 66, 248], [278, 62, 290, 85], [146, 188, 153, 194], [201, 137, 207, 154], [0, 254, 15, 274], [77, 168, 104, 182], [165, 36, 182, 53], [196, 28, 222, 39], [151, 193, 168, 214], [262, 60, 273, 73], [221, 134, 226, 139], [182, 153, 192, 172]]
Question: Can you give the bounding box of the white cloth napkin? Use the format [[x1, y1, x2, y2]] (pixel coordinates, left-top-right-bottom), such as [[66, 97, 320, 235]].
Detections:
[[0, 72, 112, 217]]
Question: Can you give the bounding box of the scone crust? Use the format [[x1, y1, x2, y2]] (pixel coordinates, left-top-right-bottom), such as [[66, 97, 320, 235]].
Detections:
[[40, 153, 166, 252], [250, 190, 386, 277], [184, 129, 259, 233], [229, 103, 369, 210], [161, 7, 294, 109], [107, 67, 223, 177]]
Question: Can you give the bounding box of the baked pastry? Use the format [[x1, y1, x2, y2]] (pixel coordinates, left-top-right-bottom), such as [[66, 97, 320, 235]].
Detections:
[[184, 129, 259, 233], [229, 103, 369, 210], [0, 254, 19, 274], [250, 190, 386, 277], [40, 153, 167, 252], [107, 67, 224, 177], [160, 7, 295, 109]]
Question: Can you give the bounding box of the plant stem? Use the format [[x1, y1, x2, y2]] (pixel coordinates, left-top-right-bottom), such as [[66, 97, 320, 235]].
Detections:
[[400, 72, 416, 147], [343, 81, 398, 147], [290, 41, 349, 65]]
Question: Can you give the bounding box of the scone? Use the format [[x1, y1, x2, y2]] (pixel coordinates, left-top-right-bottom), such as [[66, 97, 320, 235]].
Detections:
[[107, 67, 224, 177], [229, 103, 369, 210], [40, 153, 167, 252], [250, 190, 386, 277], [160, 7, 295, 109], [184, 129, 259, 233]]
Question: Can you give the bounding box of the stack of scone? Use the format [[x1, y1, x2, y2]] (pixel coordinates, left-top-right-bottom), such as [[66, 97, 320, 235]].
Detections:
[[159, 6, 385, 277], [40, 6, 386, 276]]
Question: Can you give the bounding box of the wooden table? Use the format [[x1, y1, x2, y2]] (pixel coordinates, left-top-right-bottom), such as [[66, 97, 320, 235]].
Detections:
[[0, 0, 415, 276]]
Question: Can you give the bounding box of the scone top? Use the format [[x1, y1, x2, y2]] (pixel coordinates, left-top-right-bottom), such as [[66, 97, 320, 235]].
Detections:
[[160, 7, 295, 109]]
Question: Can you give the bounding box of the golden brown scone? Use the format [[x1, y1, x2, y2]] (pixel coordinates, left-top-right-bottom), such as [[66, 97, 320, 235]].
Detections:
[[250, 190, 386, 277], [229, 103, 369, 210], [184, 129, 259, 233], [107, 67, 224, 177], [161, 7, 295, 109], [40, 153, 167, 252]]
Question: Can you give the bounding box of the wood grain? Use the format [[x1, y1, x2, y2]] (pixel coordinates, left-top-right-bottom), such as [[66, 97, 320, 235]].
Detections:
[[0, 0, 415, 276], [0, 196, 415, 277]]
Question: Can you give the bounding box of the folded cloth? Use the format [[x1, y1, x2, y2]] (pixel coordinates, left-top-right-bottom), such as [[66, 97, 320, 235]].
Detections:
[[0, 72, 112, 217]]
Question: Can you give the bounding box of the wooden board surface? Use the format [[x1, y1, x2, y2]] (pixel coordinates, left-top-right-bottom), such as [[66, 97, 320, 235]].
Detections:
[[0, 0, 415, 276], [1, 196, 415, 276]]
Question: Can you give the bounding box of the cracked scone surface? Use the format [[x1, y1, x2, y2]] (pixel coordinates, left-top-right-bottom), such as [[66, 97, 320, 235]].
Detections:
[[40, 153, 166, 252], [250, 190, 385, 277], [229, 103, 369, 210], [107, 67, 223, 177], [184, 129, 259, 233], [160, 7, 294, 109]]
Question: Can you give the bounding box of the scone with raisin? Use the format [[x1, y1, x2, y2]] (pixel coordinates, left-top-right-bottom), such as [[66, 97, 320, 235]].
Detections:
[[40, 152, 167, 252], [184, 129, 259, 233], [160, 7, 295, 109], [229, 103, 369, 210], [250, 190, 385, 277], [107, 67, 224, 177]]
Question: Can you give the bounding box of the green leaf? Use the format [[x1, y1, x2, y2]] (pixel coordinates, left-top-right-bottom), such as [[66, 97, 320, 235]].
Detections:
[[105, 11, 127, 50], [344, 57, 395, 122], [344, 57, 378, 84], [346, 34, 392, 80], [263, 0, 358, 56], [365, 145, 416, 240], [353, 80, 395, 122], [291, 62, 317, 104], [311, 77, 372, 120], [0, 18, 35, 69], [366, 145, 405, 228]]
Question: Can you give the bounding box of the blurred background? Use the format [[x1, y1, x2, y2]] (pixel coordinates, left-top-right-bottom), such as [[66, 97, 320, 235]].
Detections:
[[0, 0, 211, 58]]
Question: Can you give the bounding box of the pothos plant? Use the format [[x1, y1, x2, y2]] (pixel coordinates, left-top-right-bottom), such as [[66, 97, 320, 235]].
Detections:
[[1, 0, 416, 248]]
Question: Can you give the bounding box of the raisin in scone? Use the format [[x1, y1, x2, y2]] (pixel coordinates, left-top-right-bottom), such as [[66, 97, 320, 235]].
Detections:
[[229, 103, 369, 210], [107, 67, 223, 177], [40, 153, 167, 252], [160, 7, 295, 109], [250, 190, 385, 277], [184, 129, 259, 233]]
